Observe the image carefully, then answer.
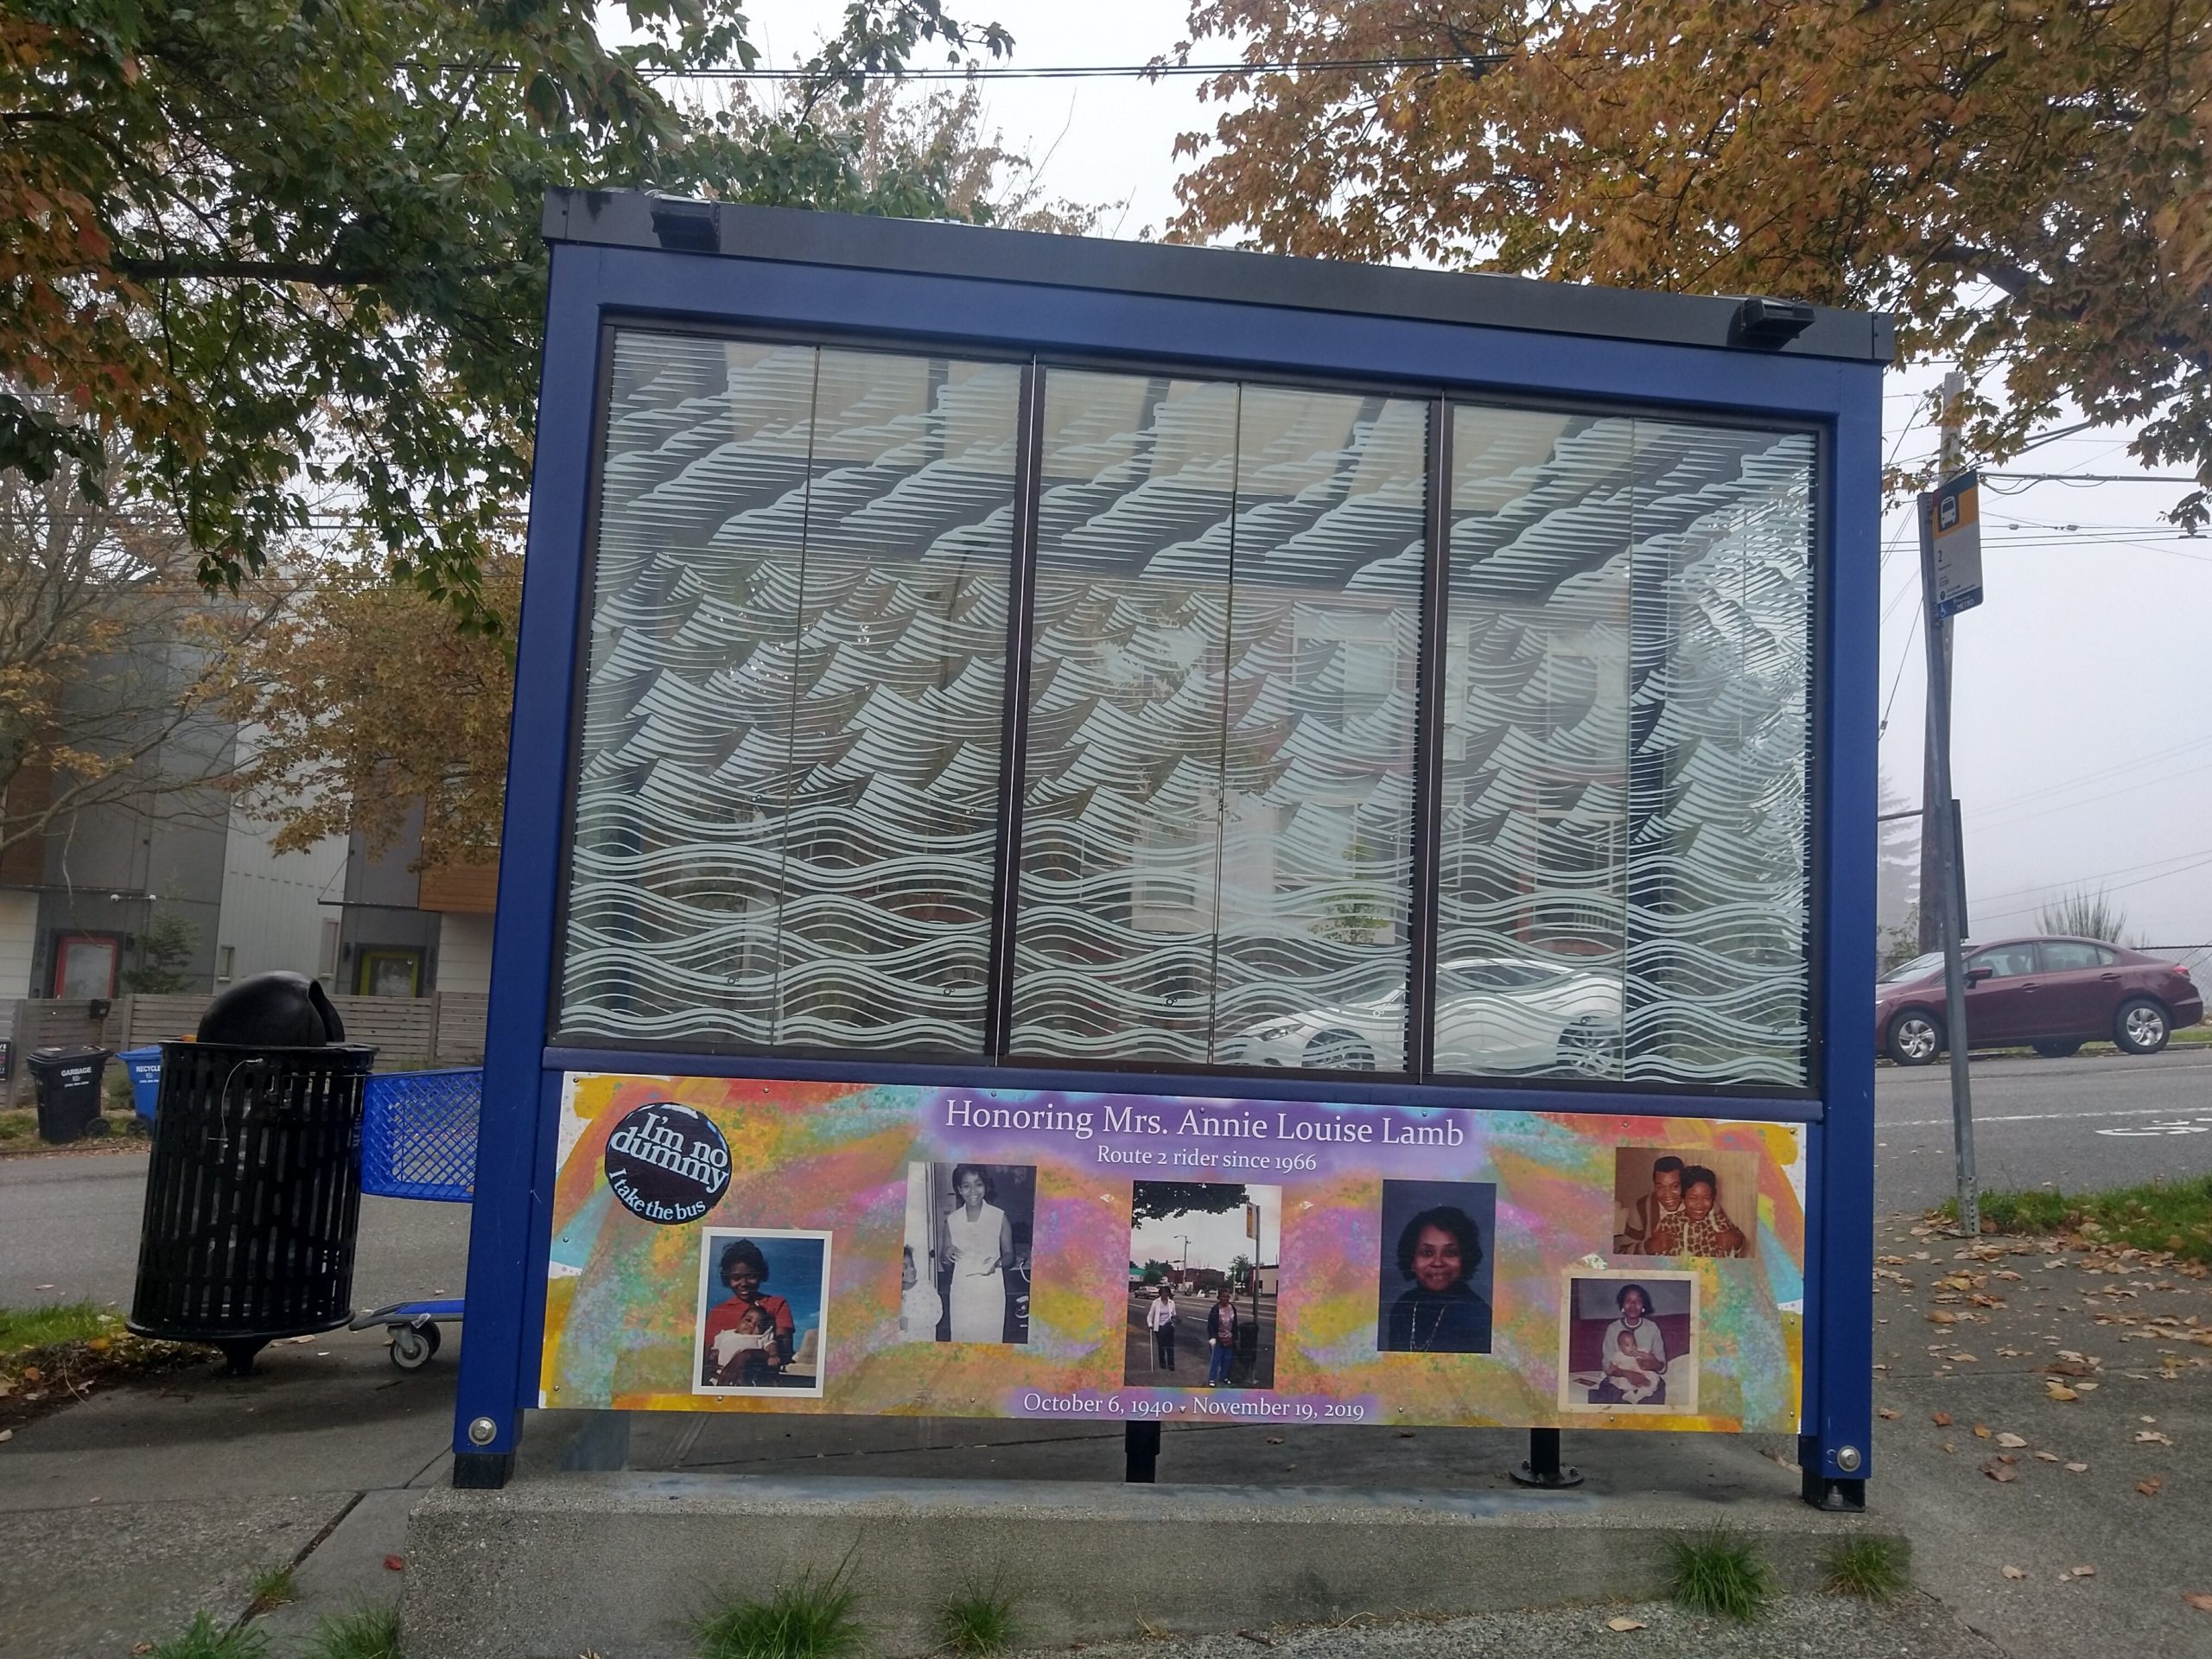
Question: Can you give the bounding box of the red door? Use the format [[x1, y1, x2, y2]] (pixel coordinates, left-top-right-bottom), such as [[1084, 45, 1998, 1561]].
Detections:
[[2033, 939, 2120, 1039], [1961, 942, 2042, 1046]]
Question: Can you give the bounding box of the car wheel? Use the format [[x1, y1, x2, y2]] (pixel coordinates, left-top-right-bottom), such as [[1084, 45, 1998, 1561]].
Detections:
[[1554, 1022, 1616, 1077], [1304, 1028, 1376, 1071], [1885, 1009, 1942, 1065], [2031, 1039, 2083, 1058], [2113, 997, 2171, 1056]]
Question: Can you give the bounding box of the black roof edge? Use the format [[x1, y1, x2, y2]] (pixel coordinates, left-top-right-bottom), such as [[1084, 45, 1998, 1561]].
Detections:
[[543, 188, 1894, 366]]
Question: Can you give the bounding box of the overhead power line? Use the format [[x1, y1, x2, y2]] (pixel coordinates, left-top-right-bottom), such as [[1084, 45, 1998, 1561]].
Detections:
[[643, 54, 1509, 82], [1983, 471, 2203, 484]]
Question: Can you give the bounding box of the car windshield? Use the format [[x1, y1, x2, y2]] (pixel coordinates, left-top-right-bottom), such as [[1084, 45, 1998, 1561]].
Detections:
[[1879, 950, 1945, 983]]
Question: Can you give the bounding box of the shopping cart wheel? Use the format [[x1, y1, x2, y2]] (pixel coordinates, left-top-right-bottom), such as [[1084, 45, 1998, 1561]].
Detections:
[[389, 1322, 442, 1370]]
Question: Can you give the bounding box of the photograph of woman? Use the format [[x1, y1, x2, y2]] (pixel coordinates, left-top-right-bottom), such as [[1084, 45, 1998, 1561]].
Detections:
[[691, 1229, 830, 1397], [902, 1161, 1035, 1344], [1147, 1280, 1179, 1370], [1614, 1147, 1758, 1260], [1558, 1270, 1697, 1414], [945, 1163, 1012, 1340], [1376, 1179, 1497, 1355], [1647, 1164, 1749, 1259]]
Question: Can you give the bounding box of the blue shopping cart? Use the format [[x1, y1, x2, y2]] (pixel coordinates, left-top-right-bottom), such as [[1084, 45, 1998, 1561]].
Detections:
[[348, 1067, 480, 1370]]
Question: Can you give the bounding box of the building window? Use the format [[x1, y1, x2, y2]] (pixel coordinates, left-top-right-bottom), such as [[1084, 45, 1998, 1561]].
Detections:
[[216, 944, 236, 983], [319, 918, 340, 982], [558, 333, 1024, 1054]]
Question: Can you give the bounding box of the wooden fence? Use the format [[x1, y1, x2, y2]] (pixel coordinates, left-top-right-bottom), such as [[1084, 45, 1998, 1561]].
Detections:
[[3, 991, 490, 1106]]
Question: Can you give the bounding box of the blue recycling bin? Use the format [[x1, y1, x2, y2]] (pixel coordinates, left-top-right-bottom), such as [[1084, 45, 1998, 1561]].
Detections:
[[118, 1046, 163, 1121]]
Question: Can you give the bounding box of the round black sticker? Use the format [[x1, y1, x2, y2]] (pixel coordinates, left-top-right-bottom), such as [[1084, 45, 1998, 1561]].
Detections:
[[603, 1102, 731, 1224]]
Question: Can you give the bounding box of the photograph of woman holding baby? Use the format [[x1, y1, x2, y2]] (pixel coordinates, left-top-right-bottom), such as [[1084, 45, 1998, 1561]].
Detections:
[[693, 1229, 830, 1396], [1558, 1270, 1698, 1414]]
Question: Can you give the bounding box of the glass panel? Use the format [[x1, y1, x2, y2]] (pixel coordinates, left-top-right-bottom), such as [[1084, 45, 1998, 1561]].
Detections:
[[1211, 386, 1426, 1068], [1439, 410, 1815, 1087], [1624, 423, 1815, 1085], [1437, 408, 1633, 1078], [1009, 372, 1240, 1064], [1008, 372, 1426, 1069], [559, 332, 1020, 1052]]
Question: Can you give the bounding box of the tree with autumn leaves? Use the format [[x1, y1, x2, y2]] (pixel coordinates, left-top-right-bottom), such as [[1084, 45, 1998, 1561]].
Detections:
[[1168, 0, 2212, 518], [0, 0, 1012, 628]]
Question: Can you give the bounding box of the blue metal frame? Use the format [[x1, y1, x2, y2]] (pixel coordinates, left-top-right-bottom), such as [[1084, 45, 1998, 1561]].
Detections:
[[454, 224, 1883, 1499]]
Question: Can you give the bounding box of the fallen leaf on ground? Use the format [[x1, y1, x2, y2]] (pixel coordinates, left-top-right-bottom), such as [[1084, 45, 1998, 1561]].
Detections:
[[2034, 1452, 2061, 1462], [1973, 1423, 1993, 1439], [2065, 1461, 2089, 1472], [2183, 1592, 2212, 1612], [2046, 1384, 2081, 1402], [1878, 1407, 1902, 1420], [384, 1555, 404, 1572], [1982, 1460, 2018, 1483], [1932, 1410, 1953, 1426], [1605, 1618, 1648, 1632], [1996, 1432, 2027, 1448], [1948, 1352, 1979, 1362], [2136, 1431, 2175, 1445], [2138, 1477, 2164, 1497], [2002, 1567, 2027, 1580], [2072, 1565, 2097, 1578]]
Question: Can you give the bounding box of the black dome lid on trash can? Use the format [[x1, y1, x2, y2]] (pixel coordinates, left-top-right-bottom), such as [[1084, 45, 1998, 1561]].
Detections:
[[195, 970, 346, 1046]]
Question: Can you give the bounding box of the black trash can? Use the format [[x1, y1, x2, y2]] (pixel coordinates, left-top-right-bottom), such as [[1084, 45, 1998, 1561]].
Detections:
[[129, 1037, 376, 1374], [29, 1046, 110, 1143]]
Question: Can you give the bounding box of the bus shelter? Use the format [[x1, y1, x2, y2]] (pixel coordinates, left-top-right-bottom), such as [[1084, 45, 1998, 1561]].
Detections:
[[451, 188, 1885, 1511]]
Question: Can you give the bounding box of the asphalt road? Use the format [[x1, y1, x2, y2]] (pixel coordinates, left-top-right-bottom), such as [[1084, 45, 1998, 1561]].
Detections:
[[1875, 1045, 2212, 1213], [1123, 1290, 1278, 1388], [0, 1146, 471, 1315], [4, 1047, 2205, 1313]]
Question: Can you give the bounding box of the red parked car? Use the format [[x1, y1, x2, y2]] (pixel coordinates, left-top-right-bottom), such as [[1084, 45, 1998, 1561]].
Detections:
[[1877, 935, 2203, 1065]]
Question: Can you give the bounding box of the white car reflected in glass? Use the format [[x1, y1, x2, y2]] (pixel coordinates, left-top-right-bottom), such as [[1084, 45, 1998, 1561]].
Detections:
[[1224, 957, 1623, 1076]]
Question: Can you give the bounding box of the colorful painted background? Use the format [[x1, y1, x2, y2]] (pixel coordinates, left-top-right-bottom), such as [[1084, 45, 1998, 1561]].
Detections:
[[541, 1073, 1807, 1433]]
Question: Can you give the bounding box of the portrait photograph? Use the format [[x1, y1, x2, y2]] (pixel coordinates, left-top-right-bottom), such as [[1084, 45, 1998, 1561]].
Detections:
[[1125, 1181, 1281, 1389], [1557, 1270, 1698, 1415], [902, 1161, 1036, 1345], [1375, 1179, 1497, 1355], [692, 1228, 831, 1398], [1612, 1147, 1759, 1260]]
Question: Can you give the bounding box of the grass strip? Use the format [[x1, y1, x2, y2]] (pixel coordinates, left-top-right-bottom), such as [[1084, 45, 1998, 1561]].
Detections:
[[0, 1300, 110, 1354], [1663, 1526, 1774, 1621], [305, 1604, 404, 1659], [696, 1554, 866, 1659], [1825, 1535, 1909, 1600], [1934, 1173, 2212, 1262]]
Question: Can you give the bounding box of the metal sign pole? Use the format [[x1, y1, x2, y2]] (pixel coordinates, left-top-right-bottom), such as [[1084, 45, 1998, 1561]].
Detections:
[[1919, 478, 1980, 1236]]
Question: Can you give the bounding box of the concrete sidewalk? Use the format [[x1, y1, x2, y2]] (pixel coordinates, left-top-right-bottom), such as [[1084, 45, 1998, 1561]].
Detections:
[[3, 1148, 2202, 1656]]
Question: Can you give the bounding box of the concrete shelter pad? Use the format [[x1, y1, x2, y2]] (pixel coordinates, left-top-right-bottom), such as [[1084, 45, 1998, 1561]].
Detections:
[[403, 1470, 1902, 1658]]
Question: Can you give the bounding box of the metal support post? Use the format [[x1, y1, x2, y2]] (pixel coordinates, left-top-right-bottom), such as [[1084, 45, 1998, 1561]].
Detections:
[[1510, 1427, 1583, 1488], [1125, 1420, 1160, 1484], [1919, 509, 1979, 1236]]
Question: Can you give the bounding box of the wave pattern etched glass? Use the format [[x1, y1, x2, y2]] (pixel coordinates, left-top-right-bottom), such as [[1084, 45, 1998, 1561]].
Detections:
[[1008, 372, 1427, 1068], [558, 333, 1021, 1052], [1437, 407, 1814, 1086]]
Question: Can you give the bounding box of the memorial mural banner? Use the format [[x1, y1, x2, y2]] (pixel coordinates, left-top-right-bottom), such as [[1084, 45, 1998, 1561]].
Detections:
[[543, 1074, 1806, 1433]]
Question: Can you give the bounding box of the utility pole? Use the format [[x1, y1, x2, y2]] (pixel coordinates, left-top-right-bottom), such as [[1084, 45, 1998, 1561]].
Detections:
[[1916, 371, 1980, 1235]]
